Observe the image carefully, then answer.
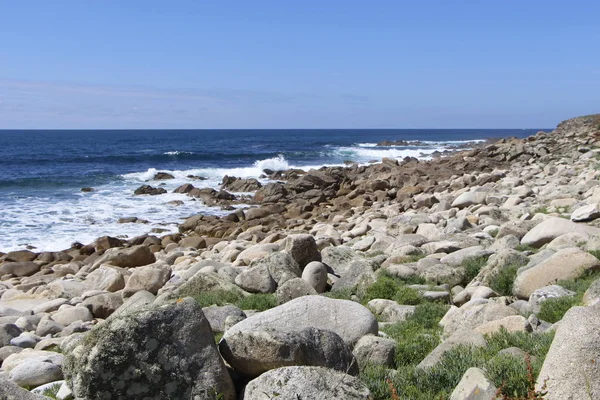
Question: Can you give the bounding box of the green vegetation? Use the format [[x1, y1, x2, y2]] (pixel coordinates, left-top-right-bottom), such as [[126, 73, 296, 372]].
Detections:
[[516, 244, 537, 253], [360, 271, 432, 306], [489, 264, 520, 296], [236, 293, 278, 311], [359, 328, 554, 400], [532, 206, 549, 215], [193, 290, 277, 312], [462, 255, 490, 283], [538, 296, 578, 323], [214, 332, 224, 344], [382, 302, 448, 367], [193, 290, 244, 308], [323, 287, 355, 300], [537, 270, 600, 323], [38, 382, 62, 399]]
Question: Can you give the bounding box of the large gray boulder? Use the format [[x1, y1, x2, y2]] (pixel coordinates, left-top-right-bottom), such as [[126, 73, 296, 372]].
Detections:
[[202, 305, 246, 333], [450, 367, 497, 400], [63, 298, 235, 400], [234, 263, 276, 293], [417, 330, 487, 369], [9, 359, 63, 387], [93, 245, 156, 268], [439, 301, 518, 338], [122, 262, 171, 297], [367, 299, 415, 323], [252, 252, 301, 286], [83, 265, 125, 292], [301, 261, 328, 293], [284, 234, 321, 268], [81, 292, 124, 319], [536, 305, 600, 399], [521, 217, 600, 248], [330, 259, 377, 291], [440, 246, 493, 267], [242, 366, 372, 400], [513, 248, 600, 299], [275, 278, 318, 304], [219, 327, 357, 378], [571, 203, 600, 222], [352, 335, 396, 368], [451, 191, 488, 209], [0, 262, 41, 277], [0, 374, 47, 399], [223, 295, 377, 346], [0, 323, 22, 347]]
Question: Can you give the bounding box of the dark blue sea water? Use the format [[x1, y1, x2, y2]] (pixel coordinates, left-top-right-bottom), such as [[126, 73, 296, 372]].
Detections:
[[0, 129, 541, 251]]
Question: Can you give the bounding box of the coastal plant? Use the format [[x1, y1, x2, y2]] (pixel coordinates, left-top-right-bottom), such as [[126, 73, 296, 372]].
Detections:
[[516, 244, 537, 253], [323, 287, 355, 300], [361, 272, 427, 305], [236, 293, 278, 311], [359, 327, 554, 400], [192, 290, 278, 311], [193, 290, 243, 307], [537, 269, 600, 323], [39, 382, 62, 399], [462, 255, 490, 283], [537, 296, 578, 323], [383, 302, 448, 367], [489, 263, 520, 296]]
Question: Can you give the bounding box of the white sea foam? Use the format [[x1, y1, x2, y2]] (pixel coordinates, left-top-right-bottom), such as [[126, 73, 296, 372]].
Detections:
[[0, 142, 465, 252], [334, 146, 444, 161], [164, 150, 194, 155]]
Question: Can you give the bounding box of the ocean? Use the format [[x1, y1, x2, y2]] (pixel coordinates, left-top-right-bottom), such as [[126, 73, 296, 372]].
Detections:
[[0, 128, 542, 252]]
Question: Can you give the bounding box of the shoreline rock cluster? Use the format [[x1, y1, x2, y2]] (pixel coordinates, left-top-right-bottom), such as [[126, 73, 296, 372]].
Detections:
[[1, 113, 600, 399]]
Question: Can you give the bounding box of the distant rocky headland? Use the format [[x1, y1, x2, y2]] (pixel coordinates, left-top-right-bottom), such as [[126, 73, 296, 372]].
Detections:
[[1, 113, 600, 399]]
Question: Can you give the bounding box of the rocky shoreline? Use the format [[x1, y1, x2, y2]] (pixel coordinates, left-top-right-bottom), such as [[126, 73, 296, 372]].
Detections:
[[2, 113, 600, 399]]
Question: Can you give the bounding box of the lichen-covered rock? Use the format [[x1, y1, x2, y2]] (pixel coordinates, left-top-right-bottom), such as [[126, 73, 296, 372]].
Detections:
[[536, 305, 600, 399], [0, 373, 47, 400], [450, 367, 497, 400], [439, 301, 518, 338], [352, 335, 396, 368], [242, 366, 372, 400], [513, 248, 600, 299], [275, 278, 317, 304], [223, 295, 377, 346], [219, 327, 357, 378], [93, 245, 156, 268], [520, 217, 600, 248], [301, 261, 328, 293], [284, 234, 321, 268], [63, 297, 235, 400]]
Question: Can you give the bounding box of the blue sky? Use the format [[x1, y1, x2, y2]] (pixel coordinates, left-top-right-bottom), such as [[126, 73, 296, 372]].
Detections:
[[0, 1, 599, 129]]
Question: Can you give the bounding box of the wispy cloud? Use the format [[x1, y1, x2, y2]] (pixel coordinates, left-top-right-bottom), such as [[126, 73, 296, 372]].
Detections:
[[0, 79, 376, 128]]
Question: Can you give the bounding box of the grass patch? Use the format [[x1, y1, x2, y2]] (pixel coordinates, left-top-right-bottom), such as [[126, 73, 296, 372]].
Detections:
[[532, 205, 549, 214], [489, 263, 520, 296], [360, 271, 431, 306], [38, 382, 62, 399], [236, 293, 278, 311], [588, 249, 600, 260], [462, 255, 490, 283], [382, 302, 449, 367], [323, 287, 355, 300], [515, 244, 537, 253], [360, 329, 554, 400], [214, 332, 223, 344], [193, 290, 244, 307], [537, 269, 600, 323], [193, 290, 277, 311], [538, 296, 578, 323]]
